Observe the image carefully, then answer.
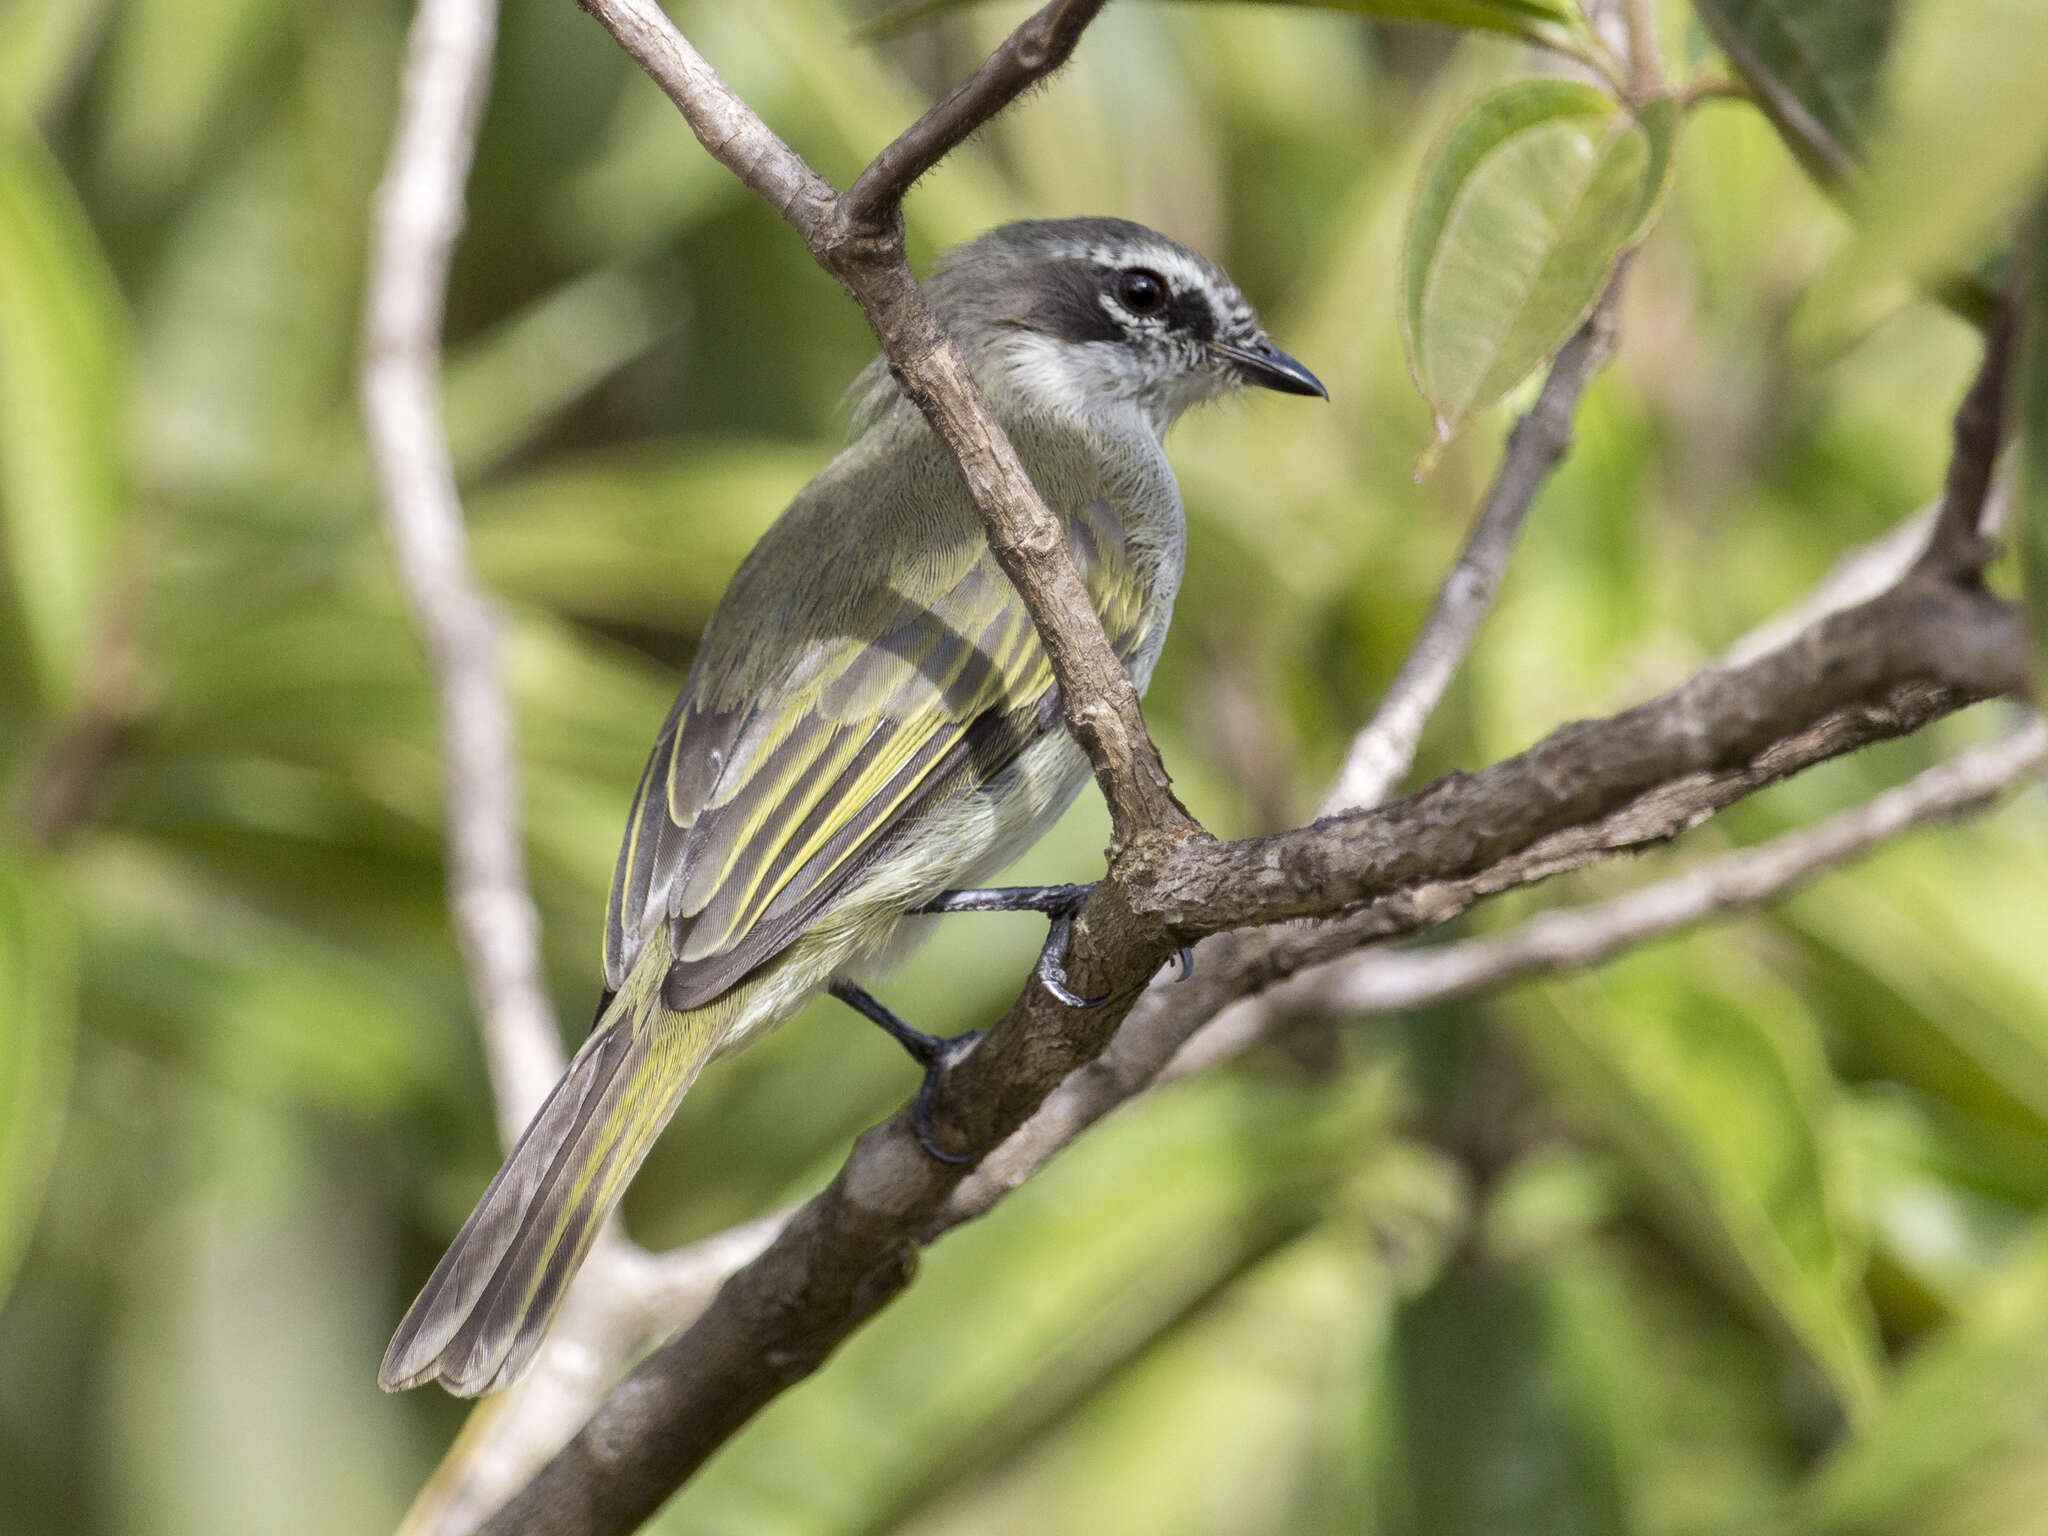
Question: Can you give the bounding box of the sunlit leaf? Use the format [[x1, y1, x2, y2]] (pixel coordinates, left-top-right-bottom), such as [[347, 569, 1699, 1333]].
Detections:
[[0, 127, 125, 707], [857, 0, 1577, 47], [1402, 82, 1673, 458], [1784, 1221, 2048, 1536], [1516, 945, 1885, 1422], [1691, 0, 1898, 185], [0, 855, 76, 1308]]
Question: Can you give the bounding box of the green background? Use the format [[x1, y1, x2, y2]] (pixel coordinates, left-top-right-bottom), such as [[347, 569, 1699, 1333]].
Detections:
[[3, 1, 2045, 1532]]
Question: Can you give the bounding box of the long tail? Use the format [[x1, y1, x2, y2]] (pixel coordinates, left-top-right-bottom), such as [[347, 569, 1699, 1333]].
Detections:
[[380, 946, 719, 1396]]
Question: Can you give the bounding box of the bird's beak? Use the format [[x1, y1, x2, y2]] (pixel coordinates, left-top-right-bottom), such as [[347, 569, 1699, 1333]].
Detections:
[[1211, 339, 1328, 399]]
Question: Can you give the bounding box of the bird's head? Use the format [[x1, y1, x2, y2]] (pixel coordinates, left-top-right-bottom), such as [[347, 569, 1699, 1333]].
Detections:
[[856, 217, 1325, 438]]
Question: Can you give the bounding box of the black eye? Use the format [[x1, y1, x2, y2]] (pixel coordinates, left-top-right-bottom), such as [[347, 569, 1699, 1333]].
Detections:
[[1114, 267, 1168, 316]]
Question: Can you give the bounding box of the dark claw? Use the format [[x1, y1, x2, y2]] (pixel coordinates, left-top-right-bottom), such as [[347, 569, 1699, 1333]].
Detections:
[[830, 979, 984, 1165], [1036, 909, 1108, 1008], [1171, 946, 1194, 982], [910, 1029, 984, 1165]]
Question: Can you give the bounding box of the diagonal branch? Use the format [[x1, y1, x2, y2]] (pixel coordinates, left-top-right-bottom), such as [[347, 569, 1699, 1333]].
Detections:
[[1321, 274, 1625, 816], [482, 579, 2024, 1536], [575, 0, 1186, 845], [362, 0, 562, 1141], [1171, 713, 2048, 1076], [479, 259, 2027, 1531]]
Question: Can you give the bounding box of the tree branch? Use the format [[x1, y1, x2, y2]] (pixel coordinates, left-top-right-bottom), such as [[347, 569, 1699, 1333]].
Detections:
[[574, 0, 1187, 845], [362, 0, 564, 1141], [459, 3, 2032, 1526], [1321, 275, 1624, 816], [483, 577, 2023, 1535], [1916, 281, 2019, 580], [1171, 714, 2048, 1075]]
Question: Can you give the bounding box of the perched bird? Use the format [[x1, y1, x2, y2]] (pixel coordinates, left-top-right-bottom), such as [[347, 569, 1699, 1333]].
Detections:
[[380, 217, 1325, 1396]]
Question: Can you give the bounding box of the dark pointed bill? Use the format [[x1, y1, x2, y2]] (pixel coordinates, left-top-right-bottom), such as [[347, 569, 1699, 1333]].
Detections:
[[1211, 339, 1329, 399]]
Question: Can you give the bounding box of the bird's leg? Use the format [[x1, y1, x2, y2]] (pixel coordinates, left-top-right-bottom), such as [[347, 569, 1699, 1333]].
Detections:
[[918, 884, 1194, 1002], [829, 978, 982, 1165]]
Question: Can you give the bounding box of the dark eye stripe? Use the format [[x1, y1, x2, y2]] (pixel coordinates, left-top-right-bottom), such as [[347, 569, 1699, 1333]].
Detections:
[[1032, 262, 1125, 344], [1164, 287, 1215, 341]]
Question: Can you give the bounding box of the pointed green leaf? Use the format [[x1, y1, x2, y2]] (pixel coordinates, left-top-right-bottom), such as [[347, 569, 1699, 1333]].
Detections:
[[1691, 0, 1898, 185], [0, 855, 76, 1307], [1403, 82, 1673, 455], [0, 127, 126, 707]]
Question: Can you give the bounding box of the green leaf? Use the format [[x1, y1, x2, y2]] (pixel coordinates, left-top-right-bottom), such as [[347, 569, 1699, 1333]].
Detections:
[[0, 127, 126, 708], [1514, 943, 1885, 1423], [1402, 82, 1673, 457], [857, 0, 1578, 49], [1691, 0, 1898, 185], [1783, 1221, 2048, 1536], [0, 855, 77, 1308]]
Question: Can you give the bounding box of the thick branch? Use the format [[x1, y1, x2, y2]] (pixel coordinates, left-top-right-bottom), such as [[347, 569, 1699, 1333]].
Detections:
[[1145, 578, 2025, 939], [469, 8, 2028, 1534], [574, 0, 1188, 844], [483, 577, 2023, 1536], [362, 0, 562, 1139], [1171, 714, 2048, 1075]]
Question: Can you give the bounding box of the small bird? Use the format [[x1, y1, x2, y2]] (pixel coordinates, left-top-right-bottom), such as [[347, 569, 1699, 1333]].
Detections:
[[380, 217, 1325, 1396]]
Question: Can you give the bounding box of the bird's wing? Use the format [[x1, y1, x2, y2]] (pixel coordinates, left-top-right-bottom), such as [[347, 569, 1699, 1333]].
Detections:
[[603, 498, 1148, 1009]]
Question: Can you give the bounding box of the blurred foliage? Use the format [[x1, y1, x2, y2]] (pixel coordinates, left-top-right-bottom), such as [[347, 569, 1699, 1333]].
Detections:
[[2, 0, 2048, 1533]]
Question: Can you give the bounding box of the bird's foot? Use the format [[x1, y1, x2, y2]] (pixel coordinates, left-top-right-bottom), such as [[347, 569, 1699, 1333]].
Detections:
[[829, 979, 983, 1164], [919, 883, 1194, 1000]]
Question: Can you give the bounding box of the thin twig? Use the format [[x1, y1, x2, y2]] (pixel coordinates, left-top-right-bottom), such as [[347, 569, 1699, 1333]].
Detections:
[[1618, 0, 1663, 101], [362, 0, 563, 1140], [1321, 278, 1624, 816], [1916, 283, 2019, 581]]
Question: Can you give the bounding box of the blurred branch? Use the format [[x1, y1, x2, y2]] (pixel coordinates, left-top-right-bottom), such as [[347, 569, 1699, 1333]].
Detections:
[[1916, 283, 2020, 581], [363, 4, 787, 1532], [575, 0, 1188, 846], [361, 0, 562, 1138], [1321, 273, 1624, 816]]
